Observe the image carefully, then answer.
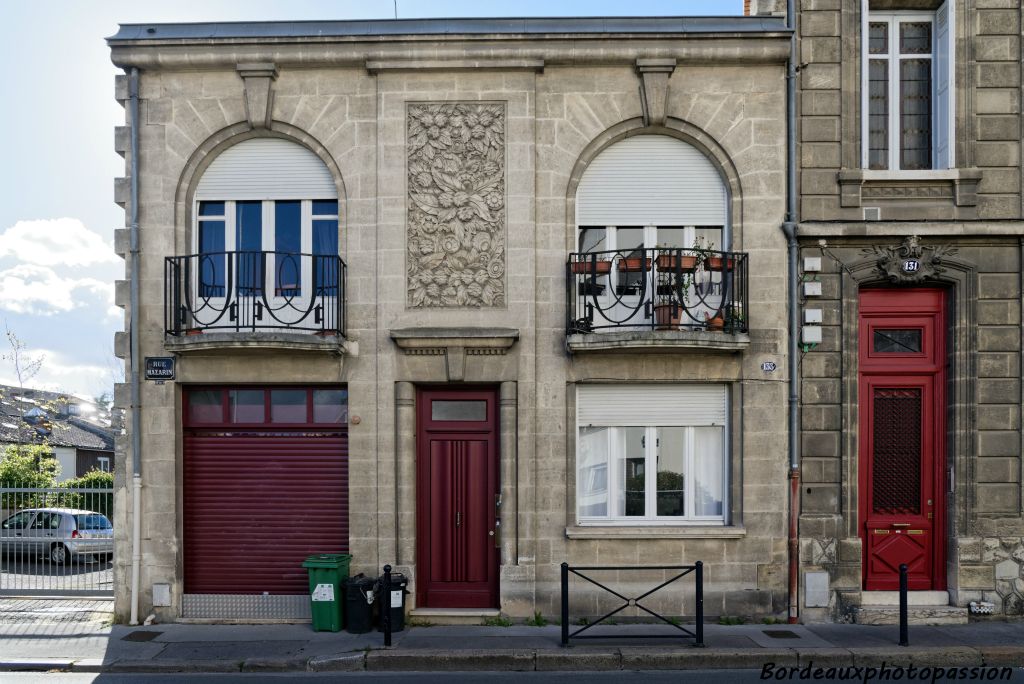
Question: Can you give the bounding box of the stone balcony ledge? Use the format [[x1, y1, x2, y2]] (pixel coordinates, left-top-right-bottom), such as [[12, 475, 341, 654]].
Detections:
[[567, 329, 750, 354], [165, 331, 351, 355]]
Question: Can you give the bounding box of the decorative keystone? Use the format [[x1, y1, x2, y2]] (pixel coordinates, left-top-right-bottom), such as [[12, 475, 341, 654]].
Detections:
[[862, 235, 958, 285], [636, 59, 676, 127], [236, 62, 279, 129]]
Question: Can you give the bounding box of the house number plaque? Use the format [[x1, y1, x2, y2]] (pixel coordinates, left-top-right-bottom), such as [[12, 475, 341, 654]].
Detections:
[[902, 259, 920, 273], [761, 361, 777, 373]]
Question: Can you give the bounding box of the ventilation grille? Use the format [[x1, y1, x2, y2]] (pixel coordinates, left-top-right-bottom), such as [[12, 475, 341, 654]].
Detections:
[[872, 388, 921, 515]]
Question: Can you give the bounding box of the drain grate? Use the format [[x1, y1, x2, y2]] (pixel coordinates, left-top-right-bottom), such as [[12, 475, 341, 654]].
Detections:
[[122, 630, 162, 642], [762, 630, 800, 639]]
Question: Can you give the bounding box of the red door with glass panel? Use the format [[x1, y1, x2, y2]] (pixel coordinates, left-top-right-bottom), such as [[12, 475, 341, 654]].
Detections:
[[859, 289, 945, 590], [416, 388, 500, 608]]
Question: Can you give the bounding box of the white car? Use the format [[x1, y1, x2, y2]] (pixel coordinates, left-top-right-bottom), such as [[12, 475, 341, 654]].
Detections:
[[0, 508, 113, 564]]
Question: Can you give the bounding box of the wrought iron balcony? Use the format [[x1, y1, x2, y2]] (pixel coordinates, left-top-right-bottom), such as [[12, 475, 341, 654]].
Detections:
[[165, 251, 346, 336], [567, 248, 748, 336]]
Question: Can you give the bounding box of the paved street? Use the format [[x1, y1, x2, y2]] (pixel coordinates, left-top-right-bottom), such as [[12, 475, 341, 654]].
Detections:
[[0, 556, 113, 596]]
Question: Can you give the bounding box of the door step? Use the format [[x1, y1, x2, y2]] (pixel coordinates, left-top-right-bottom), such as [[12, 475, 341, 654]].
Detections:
[[407, 608, 501, 625], [860, 590, 950, 606], [854, 604, 968, 625]]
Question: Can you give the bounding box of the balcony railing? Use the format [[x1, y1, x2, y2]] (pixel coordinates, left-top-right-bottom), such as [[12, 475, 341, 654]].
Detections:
[[165, 251, 346, 336], [567, 248, 748, 335]]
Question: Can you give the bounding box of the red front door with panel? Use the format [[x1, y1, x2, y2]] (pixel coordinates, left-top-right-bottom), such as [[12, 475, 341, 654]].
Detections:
[[859, 288, 946, 591], [416, 388, 500, 608]]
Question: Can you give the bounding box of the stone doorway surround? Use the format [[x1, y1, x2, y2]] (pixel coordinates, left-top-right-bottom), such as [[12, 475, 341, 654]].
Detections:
[[390, 327, 523, 614]]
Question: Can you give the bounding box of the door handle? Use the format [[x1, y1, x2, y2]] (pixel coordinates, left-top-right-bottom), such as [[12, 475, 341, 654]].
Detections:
[[455, 512, 461, 528], [492, 519, 501, 548]]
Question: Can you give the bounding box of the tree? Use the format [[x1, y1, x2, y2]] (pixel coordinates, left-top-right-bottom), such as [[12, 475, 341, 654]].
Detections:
[[2, 321, 44, 389], [0, 444, 59, 509]]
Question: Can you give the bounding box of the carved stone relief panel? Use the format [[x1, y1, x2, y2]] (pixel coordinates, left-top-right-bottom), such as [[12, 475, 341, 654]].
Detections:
[[407, 102, 506, 308]]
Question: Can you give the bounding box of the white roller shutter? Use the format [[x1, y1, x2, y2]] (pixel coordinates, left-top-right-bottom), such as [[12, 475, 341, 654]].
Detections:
[[576, 136, 726, 226], [196, 138, 337, 200], [577, 384, 728, 427]]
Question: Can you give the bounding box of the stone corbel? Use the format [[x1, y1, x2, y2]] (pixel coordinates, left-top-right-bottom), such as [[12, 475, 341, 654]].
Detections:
[[636, 59, 676, 127], [236, 62, 278, 129]]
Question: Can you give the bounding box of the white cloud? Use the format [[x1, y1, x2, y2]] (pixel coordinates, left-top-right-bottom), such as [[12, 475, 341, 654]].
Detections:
[[0, 264, 115, 316], [0, 218, 118, 267], [0, 347, 114, 399]]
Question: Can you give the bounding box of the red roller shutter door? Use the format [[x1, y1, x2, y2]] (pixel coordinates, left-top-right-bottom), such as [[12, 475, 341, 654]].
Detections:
[[184, 429, 348, 594]]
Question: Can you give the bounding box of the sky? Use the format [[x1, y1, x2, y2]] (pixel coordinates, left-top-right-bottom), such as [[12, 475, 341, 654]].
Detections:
[[0, 0, 740, 399]]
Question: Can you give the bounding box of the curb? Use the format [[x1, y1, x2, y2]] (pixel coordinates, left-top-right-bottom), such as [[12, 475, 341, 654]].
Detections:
[[8, 645, 1023, 674]]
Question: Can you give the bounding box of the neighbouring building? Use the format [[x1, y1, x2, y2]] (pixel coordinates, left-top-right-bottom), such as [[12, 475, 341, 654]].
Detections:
[[107, 15, 793, 622], [794, 0, 1024, 621], [0, 385, 115, 482]]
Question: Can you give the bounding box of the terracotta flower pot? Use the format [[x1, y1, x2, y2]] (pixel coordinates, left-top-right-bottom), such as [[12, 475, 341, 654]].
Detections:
[[655, 254, 698, 271], [570, 259, 612, 274], [706, 256, 735, 272], [616, 257, 652, 273], [655, 305, 681, 330]]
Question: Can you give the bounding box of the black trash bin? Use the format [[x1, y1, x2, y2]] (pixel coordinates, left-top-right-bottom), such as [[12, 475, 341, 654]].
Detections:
[[377, 572, 409, 633], [344, 574, 377, 634]]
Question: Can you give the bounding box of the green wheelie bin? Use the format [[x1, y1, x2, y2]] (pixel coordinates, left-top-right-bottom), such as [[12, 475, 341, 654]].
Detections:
[[302, 553, 351, 632]]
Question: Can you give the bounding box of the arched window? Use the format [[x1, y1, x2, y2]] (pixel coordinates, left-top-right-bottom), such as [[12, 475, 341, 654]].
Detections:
[[193, 138, 339, 300], [575, 134, 727, 257]]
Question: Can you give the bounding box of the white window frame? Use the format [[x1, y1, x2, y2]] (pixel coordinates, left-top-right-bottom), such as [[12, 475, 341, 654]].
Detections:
[[193, 199, 340, 300], [575, 386, 729, 526], [861, 3, 955, 171], [97, 456, 111, 473]]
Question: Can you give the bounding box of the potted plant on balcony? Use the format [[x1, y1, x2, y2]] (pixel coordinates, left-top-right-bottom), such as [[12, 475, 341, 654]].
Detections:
[[654, 303, 682, 330], [704, 309, 726, 332], [725, 304, 745, 333], [706, 253, 735, 272], [569, 257, 612, 275]]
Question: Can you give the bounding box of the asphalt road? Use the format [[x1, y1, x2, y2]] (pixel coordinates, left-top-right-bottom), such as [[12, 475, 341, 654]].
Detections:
[[0, 554, 113, 595], [3, 671, 1024, 683]]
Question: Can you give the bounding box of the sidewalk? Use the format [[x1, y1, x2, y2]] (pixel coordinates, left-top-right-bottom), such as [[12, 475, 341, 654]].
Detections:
[[1, 604, 1023, 673]]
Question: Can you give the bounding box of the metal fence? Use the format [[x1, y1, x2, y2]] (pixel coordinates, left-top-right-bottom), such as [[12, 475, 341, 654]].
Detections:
[[0, 485, 115, 597], [560, 561, 704, 647]]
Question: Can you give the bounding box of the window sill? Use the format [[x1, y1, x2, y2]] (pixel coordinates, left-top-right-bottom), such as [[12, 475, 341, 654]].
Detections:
[[837, 167, 982, 208], [565, 525, 746, 540]]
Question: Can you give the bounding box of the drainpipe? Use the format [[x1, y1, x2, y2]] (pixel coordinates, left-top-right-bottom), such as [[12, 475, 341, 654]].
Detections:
[[783, 0, 801, 625], [127, 66, 143, 626]]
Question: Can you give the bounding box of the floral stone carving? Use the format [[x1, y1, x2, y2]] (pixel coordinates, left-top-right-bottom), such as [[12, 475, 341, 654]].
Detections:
[[407, 103, 506, 308], [862, 235, 957, 285]]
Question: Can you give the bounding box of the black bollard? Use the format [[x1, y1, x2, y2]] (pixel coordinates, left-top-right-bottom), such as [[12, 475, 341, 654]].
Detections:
[[383, 564, 392, 647], [560, 562, 569, 647], [898, 563, 908, 647], [695, 561, 705, 647]]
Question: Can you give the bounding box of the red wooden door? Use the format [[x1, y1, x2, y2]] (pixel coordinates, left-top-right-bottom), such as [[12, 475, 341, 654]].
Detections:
[[416, 387, 499, 608], [858, 289, 945, 591]]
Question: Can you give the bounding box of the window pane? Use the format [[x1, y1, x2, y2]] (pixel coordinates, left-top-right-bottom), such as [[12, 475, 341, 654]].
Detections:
[[616, 227, 644, 253], [900, 58, 932, 170], [616, 228, 646, 295], [229, 389, 265, 423], [275, 201, 302, 296], [619, 427, 646, 517], [312, 200, 338, 216], [693, 427, 724, 517], [868, 22, 888, 54], [198, 220, 226, 296], [578, 227, 607, 253], [656, 427, 686, 517], [873, 329, 922, 353], [270, 389, 307, 423], [868, 59, 889, 170], [899, 22, 931, 54], [656, 227, 686, 248], [313, 219, 339, 294], [199, 201, 225, 216], [313, 389, 347, 423], [431, 400, 486, 421], [694, 227, 722, 251], [236, 201, 263, 295], [578, 426, 610, 517], [189, 390, 223, 423]]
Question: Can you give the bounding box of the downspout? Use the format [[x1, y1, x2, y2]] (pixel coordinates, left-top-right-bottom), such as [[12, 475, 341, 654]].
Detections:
[[783, 0, 801, 624], [127, 66, 143, 626]]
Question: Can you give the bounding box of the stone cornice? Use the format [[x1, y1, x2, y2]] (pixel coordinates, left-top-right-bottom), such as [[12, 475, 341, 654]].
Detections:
[[110, 37, 791, 70]]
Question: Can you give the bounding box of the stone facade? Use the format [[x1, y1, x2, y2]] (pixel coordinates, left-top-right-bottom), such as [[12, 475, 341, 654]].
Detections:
[[107, 18, 794, 623], [796, 0, 1024, 620]]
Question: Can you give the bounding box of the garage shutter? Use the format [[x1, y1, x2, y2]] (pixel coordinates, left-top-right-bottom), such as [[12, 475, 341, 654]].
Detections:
[[576, 135, 726, 226], [195, 137, 337, 200], [183, 429, 348, 595]]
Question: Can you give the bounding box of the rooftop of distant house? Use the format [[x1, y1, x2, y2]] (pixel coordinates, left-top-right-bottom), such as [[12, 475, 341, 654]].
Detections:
[[0, 385, 114, 452]]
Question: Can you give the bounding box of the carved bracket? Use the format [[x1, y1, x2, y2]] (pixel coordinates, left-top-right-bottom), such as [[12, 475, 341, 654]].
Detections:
[[636, 59, 676, 127], [862, 235, 958, 285], [390, 327, 519, 382], [237, 62, 278, 129]]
